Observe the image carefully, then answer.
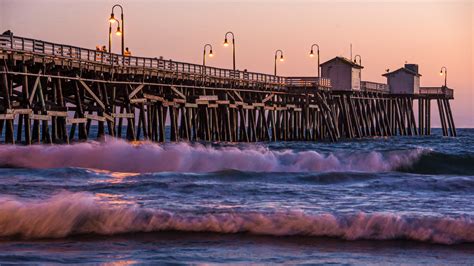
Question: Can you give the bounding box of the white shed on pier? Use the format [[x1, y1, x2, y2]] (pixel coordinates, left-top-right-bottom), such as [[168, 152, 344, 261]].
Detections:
[[382, 64, 421, 94], [320, 57, 363, 91]]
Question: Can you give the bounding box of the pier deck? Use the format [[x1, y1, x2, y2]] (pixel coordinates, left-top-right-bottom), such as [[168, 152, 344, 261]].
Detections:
[[0, 34, 456, 144]]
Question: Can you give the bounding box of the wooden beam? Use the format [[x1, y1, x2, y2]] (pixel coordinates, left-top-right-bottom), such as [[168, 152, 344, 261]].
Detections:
[[67, 118, 88, 124], [234, 91, 244, 102], [130, 98, 147, 104], [28, 69, 42, 105], [173, 98, 186, 104], [30, 114, 51, 121], [185, 103, 198, 108], [112, 113, 135, 119], [0, 114, 15, 120], [8, 109, 33, 115], [128, 84, 145, 99], [262, 93, 275, 103], [198, 95, 218, 101], [196, 100, 209, 105], [47, 111, 68, 117], [170, 86, 186, 99], [77, 78, 106, 110], [84, 113, 106, 122], [143, 93, 164, 102], [103, 113, 114, 122]]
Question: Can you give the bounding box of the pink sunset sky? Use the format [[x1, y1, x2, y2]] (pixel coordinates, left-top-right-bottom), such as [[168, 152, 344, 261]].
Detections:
[[1, 0, 472, 127]]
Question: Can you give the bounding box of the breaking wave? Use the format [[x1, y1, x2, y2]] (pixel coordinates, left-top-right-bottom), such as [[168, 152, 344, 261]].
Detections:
[[0, 192, 472, 244], [399, 151, 474, 175], [0, 139, 426, 173]]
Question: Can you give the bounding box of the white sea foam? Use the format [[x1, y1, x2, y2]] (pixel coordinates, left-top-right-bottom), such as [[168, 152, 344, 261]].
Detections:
[[0, 139, 426, 173], [0, 192, 472, 244]]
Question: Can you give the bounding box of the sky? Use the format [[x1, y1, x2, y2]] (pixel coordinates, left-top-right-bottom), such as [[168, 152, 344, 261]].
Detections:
[[1, 0, 473, 127]]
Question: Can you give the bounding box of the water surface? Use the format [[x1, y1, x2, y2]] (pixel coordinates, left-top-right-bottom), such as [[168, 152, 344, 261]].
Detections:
[[0, 128, 473, 264]]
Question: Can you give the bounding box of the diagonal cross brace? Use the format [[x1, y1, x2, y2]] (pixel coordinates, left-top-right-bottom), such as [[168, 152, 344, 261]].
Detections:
[[28, 69, 42, 105], [262, 93, 275, 103], [170, 86, 186, 99], [77, 78, 106, 110], [128, 84, 145, 99], [233, 91, 244, 102]]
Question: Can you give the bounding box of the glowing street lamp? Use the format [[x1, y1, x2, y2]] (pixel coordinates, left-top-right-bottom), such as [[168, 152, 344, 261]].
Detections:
[[223, 31, 236, 72], [274, 49, 284, 76], [309, 43, 320, 77], [116, 25, 122, 36], [108, 4, 125, 55], [108, 18, 122, 53], [109, 13, 116, 23], [203, 44, 214, 67], [440, 66, 447, 87]]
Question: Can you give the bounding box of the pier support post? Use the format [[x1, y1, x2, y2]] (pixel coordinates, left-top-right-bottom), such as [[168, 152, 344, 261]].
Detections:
[[0, 66, 14, 144]]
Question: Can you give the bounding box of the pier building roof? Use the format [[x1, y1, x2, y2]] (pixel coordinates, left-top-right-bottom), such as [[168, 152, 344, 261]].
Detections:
[[320, 56, 364, 69], [383, 67, 422, 77]]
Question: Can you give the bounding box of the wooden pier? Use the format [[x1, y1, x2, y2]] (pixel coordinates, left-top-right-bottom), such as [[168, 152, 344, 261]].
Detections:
[[0, 34, 456, 145]]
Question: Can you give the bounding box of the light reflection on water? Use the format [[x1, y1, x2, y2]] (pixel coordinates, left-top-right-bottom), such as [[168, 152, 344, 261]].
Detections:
[[94, 193, 135, 206], [86, 168, 140, 184]]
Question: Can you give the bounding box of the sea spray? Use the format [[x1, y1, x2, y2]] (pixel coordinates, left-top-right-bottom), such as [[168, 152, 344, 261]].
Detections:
[[0, 139, 427, 173], [0, 192, 472, 244]]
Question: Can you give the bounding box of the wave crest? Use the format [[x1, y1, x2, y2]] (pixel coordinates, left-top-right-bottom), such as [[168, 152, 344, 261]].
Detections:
[[0, 139, 426, 173], [0, 192, 472, 244]]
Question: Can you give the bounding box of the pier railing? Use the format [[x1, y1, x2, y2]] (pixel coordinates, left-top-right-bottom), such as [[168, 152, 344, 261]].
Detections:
[[285, 77, 331, 88], [361, 81, 389, 93], [419, 86, 454, 98], [0, 34, 312, 88]]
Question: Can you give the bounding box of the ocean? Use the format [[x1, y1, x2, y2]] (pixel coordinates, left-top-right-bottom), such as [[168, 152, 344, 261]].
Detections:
[[0, 128, 473, 264]]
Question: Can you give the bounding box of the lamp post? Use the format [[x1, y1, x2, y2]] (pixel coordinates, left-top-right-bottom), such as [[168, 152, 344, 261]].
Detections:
[[309, 44, 320, 77], [223, 31, 236, 72], [440, 66, 447, 87], [203, 44, 213, 67], [108, 22, 112, 53], [354, 54, 362, 66], [108, 18, 122, 53], [274, 49, 284, 76], [109, 4, 124, 55]]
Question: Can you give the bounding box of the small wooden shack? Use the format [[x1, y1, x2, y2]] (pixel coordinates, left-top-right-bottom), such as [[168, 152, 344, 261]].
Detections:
[[321, 57, 363, 91], [382, 64, 421, 94]]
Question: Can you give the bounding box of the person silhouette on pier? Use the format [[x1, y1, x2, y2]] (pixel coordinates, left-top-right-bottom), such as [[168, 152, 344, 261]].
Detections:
[[95, 46, 102, 61], [124, 47, 131, 56], [243, 69, 249, 80], [124, 47, 131, 64], [1, 30, 13, 36]]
